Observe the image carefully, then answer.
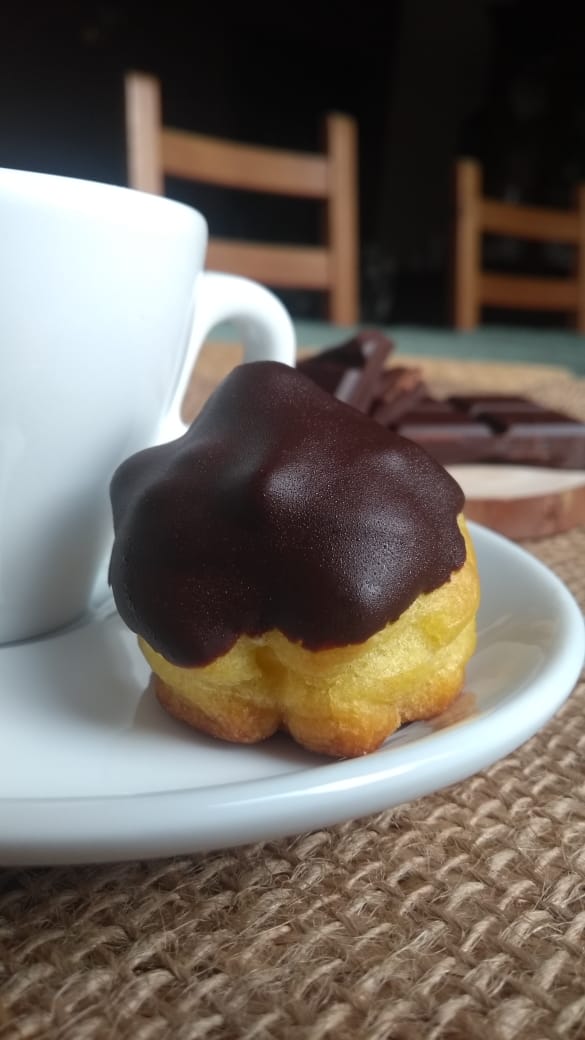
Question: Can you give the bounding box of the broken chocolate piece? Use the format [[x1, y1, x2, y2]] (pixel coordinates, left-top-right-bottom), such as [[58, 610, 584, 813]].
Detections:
[[305, 329, 395, 369], [297, 330, 394, 413], [448, 394, 538, 416], [370, 366, 426, 425]]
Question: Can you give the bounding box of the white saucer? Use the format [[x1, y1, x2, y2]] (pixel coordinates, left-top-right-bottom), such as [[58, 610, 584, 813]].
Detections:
[[0, 522, 583, 867]]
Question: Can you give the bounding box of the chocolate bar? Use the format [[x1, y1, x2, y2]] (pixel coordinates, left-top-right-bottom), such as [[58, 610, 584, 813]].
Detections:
[[398, 396, 585, 469], [299, 338, 585, 470]]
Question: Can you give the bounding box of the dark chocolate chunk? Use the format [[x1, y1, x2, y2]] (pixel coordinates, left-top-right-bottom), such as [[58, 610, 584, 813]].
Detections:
[[408, 397, 458, 414], [296, 330, 394, 413], [478, 408, 584, 434], [370, 366, 426, 425], [397, 403, 585, 468], [398, 411, 493, 436], [448, 394, 538, 416], [304, 329, 395, 369], [396, 408, 498, 465]]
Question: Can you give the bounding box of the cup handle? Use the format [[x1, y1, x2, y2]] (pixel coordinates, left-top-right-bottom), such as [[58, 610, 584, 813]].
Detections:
[[158, 271, 296, 442]]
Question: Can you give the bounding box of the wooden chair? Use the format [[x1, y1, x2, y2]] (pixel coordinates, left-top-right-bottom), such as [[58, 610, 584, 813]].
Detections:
[[452, 157, 585, 331], [124, 70, 359, 325]]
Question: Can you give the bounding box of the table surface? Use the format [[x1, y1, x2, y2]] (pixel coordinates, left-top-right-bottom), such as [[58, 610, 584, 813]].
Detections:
[[209, 319, 585, 376], [2, 346, 585, 1040]]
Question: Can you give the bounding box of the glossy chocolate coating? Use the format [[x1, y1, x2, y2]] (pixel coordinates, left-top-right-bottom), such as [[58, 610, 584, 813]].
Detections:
[[109, 361, 465, 667]]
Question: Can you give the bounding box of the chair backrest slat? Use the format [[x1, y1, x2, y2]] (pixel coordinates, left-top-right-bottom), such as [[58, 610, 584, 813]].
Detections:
[[162, 128, 330, 198], [452, 157, 585, 331], [125, 70, 359, 325]]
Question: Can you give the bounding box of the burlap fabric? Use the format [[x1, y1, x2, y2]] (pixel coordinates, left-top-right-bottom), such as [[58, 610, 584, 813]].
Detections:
[[1, 350, 584, 1040]]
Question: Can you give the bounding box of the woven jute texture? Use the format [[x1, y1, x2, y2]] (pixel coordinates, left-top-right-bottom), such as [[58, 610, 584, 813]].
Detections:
[[1, 354, 585, 1040]]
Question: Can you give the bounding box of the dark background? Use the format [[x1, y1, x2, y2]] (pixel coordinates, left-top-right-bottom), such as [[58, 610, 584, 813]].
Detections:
[[2, 0, 585, 325]]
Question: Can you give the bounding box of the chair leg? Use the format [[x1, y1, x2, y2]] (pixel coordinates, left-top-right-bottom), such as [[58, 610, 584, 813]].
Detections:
[[125, 71, 165, 195], [453, 159, 482, 331], [575, 184, 585, 334], [326, 113, 359, 325]]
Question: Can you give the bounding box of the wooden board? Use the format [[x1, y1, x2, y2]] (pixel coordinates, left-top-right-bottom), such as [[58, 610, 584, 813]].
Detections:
[[448, 465, 585, 539]]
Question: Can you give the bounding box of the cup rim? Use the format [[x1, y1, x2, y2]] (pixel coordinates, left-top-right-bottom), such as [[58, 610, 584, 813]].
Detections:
[[0, 165, 208, 236]]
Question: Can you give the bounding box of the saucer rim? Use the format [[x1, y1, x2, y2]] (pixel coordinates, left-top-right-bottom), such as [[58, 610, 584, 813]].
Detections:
[[1, 521, 583, 866]]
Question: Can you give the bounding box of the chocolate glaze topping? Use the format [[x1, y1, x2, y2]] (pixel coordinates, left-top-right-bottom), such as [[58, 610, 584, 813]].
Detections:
[[109, 361, 465, 667]]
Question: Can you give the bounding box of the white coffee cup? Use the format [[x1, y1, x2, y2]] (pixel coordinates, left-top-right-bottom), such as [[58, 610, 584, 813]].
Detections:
[[0, 167, 295, 644]]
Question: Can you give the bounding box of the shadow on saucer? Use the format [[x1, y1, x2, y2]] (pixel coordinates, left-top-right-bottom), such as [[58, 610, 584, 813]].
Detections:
[[32, 610, 331, 768]]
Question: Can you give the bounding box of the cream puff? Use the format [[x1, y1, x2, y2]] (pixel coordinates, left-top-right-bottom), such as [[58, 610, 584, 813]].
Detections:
[[109, 360, 480, 758]]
